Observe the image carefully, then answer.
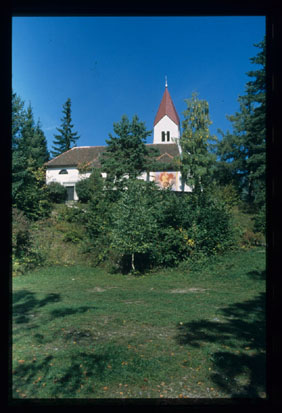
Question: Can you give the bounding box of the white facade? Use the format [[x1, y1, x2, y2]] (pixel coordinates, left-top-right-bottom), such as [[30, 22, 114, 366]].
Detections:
[[153, 115, 180, 144], [45, 84, 193, 200], [46, 167, 108, 200]]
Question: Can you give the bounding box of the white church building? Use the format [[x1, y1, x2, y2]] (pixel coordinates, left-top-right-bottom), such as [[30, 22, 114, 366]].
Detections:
[[45, 82, 192, 201]]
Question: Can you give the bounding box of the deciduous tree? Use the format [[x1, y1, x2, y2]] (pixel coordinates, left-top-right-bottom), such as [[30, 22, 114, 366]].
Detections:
[[179, 92, 217, 194]]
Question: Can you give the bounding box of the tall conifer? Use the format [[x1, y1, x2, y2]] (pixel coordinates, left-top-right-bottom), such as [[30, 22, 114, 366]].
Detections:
[[51, 98, 80, 158], [100, 114, 157, 182], [216, 37, 266, 208]]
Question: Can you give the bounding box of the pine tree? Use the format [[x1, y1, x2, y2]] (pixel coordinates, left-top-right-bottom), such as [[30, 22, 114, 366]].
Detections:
[[100, 114, 157, 182], [216, 37, 266, 208], [17, 104, 49, 168], [51, 98, 80, 158], [12, 92, 25, 150], [179, 92, 217, 194], [12, 93, 51, 219]]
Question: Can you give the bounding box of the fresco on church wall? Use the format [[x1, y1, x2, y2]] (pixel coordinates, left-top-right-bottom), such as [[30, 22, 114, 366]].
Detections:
[[154, 171, 177, 190]]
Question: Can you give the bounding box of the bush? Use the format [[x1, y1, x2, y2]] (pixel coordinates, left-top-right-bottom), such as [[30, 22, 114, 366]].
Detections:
[[191, 197, 235, 255], [75, 178, 92, 203], [253, 204, 266, 236], [76, 170, 104, 203], [83, 178, 237, 271], [62, 229, 84, 244], [12, 208, 46, 275], [56, 204, 87, 224], [12, 208, 31, 258], [47, 182, 67, 203]]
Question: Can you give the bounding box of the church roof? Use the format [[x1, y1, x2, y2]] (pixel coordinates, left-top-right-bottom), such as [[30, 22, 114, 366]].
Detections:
[[154, 87, 180, 127], [45, 143, 180, 168], [45, 146, 107, 168]]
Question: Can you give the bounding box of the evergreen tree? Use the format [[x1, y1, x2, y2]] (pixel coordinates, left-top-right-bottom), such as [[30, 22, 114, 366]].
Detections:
[[12, 92, 51, 220], [51, 98, 80, 158], [179, 92, 217, 194], [100, 114, 158, 182], [12, 92, 25, 150], [216, 37, 266, 208], [17, 104, 49, 168]]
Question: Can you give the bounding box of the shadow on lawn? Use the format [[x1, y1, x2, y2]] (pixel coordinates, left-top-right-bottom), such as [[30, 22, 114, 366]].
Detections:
[[13, 290, 61, 324], [12, 350, 115, 397], [176, 291, 266, 398]]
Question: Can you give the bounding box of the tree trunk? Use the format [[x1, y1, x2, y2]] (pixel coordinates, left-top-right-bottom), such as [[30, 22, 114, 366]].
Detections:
[[131, 253, 135, 272]]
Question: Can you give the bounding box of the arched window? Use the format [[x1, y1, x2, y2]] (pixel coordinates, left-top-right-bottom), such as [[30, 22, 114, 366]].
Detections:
[[59, 169, 68, 175]]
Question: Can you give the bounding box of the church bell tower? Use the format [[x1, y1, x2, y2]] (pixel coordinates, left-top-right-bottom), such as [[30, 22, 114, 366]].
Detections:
[[153, 78, 180, 144]]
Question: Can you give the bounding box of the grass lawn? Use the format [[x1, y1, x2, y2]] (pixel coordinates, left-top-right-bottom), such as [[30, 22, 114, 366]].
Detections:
[[12, 247, 266, 400]]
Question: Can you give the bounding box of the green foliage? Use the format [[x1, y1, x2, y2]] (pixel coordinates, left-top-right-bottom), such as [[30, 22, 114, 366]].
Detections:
[[47, 182, 67, 203], [51, 98, 80, 158], [16, 102, 49, 168], [12, 208, 46, 276], [62, 230, 84, 244], [12, 92, 51, 221], [110, 179, 159, 271], [180, 92, 217, 194], [207, 183, 241, 211], [12, 208, 31, 259], [75, 169, 104, 203], [100, 114, 158, 182], [75, 178, 92, 203], [56, 204, 87, 225], [12, 160, 51, 221], [216, 37, 266, 208], [253, 204, 266, 236]]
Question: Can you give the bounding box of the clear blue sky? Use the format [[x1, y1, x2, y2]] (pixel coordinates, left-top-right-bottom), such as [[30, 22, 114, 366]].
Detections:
[[12, 16, 265, 152]]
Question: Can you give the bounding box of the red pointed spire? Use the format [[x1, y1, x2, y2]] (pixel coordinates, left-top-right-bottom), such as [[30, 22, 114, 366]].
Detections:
[[154, 85, 180, 127]]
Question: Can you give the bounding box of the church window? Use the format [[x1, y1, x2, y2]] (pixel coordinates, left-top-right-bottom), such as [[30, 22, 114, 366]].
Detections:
[[162, 131, 165, 142], [167, 131, 170, 142], [59, 169, 68, 174]]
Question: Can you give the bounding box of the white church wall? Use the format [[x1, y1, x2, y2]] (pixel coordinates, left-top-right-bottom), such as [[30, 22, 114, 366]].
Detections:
[[153, 115, 180, 144], [46, 167, 91, 201]]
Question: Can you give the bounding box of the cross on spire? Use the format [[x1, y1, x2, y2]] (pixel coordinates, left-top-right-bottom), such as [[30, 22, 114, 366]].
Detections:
[[165, 75, 168, 88]]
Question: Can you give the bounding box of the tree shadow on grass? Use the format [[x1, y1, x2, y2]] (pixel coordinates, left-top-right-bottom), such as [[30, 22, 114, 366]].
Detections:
[[176, 292, 266, 398], [12, 351, 112, 398], [247, 269, 266, 280], [12, 345, 136, 398], [13, 290, 61, 324]]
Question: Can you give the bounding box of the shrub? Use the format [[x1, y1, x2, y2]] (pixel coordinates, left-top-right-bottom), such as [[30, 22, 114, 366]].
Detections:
[[253, 204, 266, 236], [12, 208, 31, 258], [12, 208, 46, 275], [56, 204, 87, 224], [76, 169, 104, 203], [47, 182, 67, 203], [62, 230, 84, 244], [75, 178, 92, 203]]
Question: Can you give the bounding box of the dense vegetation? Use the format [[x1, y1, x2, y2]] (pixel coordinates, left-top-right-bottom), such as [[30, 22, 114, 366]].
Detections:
[[12, 38, 266, 276], [12, 38, 266, 401]]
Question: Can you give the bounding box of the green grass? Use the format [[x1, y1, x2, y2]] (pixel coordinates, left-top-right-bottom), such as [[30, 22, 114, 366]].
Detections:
[[12, 247, 266, 399]]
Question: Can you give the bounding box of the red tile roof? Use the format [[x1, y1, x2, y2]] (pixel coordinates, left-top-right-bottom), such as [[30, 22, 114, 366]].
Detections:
[[154, 87, 180, 127]]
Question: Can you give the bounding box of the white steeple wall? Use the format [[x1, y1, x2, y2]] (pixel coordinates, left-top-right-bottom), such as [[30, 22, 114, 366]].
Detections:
[[153, 115, 180, 144]]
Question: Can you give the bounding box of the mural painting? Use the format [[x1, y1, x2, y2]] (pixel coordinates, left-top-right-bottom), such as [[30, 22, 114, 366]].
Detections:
[[154, 171, 177, 190]]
